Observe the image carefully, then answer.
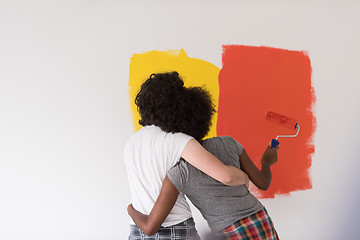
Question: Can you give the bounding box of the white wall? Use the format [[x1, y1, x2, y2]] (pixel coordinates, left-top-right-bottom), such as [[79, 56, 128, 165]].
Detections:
[[1, 1, 360, 239]]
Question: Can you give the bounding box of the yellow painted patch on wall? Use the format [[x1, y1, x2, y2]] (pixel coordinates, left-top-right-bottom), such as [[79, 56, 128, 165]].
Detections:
[[129, 49, 220, 139]]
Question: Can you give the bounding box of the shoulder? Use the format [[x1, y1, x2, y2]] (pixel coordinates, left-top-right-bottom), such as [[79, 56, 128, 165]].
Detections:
[[173, 159, 190, 173], [164, 131, 193, 147], [167, 159, 190, 190], [203, 136, 243, 155], [203, 136, 237, 146], [123, 126, 158, 153], [168, 159, 191, 180]]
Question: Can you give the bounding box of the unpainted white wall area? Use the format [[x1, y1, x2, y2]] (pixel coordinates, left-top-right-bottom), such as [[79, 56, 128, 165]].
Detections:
[[1, 1, 360, 239]]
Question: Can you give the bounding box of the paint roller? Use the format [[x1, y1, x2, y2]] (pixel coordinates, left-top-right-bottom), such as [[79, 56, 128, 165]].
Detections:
[[265, 111, 300, 148]]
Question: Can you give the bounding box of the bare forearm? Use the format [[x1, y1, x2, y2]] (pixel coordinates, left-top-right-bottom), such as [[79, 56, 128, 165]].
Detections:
[[258, 145, 278, 190], [239, 148, 276, 191], [260, 162, 272, 190], [127, 177, 179, 236], [127, 204, 155, 235], [182, 139, 249, 186]]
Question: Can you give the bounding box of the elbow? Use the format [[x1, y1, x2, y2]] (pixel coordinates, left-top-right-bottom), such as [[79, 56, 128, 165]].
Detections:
[[143, 225, 157, 237], [219, 173, 236, 186], [258, 182, 271, 191], [221, 175, 245, 186], [221, 170, 249, 186], [218, 166, 237, 186]]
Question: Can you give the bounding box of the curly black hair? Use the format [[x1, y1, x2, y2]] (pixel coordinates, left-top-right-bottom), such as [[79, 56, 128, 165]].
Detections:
[[135, 72, 215, 141]]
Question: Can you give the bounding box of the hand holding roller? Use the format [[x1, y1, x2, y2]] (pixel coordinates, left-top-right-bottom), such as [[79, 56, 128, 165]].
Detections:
[[265, 111, 300, 148]]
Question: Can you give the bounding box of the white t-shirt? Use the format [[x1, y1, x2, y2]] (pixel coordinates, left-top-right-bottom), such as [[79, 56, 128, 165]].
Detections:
[[124, 125, 193, 227]]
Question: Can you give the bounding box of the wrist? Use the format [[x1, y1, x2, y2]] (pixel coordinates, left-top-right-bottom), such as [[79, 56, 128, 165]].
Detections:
[[261, 161, 272, 168]]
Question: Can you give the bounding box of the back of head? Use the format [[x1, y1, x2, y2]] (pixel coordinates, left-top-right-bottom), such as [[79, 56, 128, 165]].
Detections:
[[180, 86, 216, 141], [135, 72, 215, 141]]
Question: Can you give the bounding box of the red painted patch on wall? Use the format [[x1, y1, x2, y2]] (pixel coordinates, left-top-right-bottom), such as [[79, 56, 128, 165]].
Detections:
[[217, 45, 315, 198]]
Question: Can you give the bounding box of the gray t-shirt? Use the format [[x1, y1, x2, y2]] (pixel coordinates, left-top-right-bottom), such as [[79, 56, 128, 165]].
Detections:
[[167, 136, 264, 232]]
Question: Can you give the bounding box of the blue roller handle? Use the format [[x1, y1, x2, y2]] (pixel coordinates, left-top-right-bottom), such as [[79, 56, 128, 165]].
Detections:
[[271, 139, 279, 148]]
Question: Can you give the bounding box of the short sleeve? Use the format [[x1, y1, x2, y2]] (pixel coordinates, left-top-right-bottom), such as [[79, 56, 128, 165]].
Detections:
[[167, 132, 193, 167], [227, 136, 244, 156], [167, 160, 188, 193]]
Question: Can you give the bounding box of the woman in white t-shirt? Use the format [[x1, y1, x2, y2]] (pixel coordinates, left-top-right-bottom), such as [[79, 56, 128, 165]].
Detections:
[[124, 72, 249, 239]]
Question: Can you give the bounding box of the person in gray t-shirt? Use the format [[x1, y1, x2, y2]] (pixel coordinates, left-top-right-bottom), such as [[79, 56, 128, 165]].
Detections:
[[167, 136, 264, 233], [127, 85, 280, 239]]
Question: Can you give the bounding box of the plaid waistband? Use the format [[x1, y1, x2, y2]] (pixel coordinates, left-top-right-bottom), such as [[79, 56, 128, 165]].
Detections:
[[217, 208, 279, 240], [129, 218, 200, 240]]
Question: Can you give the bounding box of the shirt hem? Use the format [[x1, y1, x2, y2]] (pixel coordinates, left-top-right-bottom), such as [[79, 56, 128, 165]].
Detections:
[[210, 206, 265, 233]]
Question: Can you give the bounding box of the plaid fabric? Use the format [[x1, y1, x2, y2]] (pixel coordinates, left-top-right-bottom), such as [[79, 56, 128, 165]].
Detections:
[[217, 208, 279, 240], [129, 218, 200, 240]]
